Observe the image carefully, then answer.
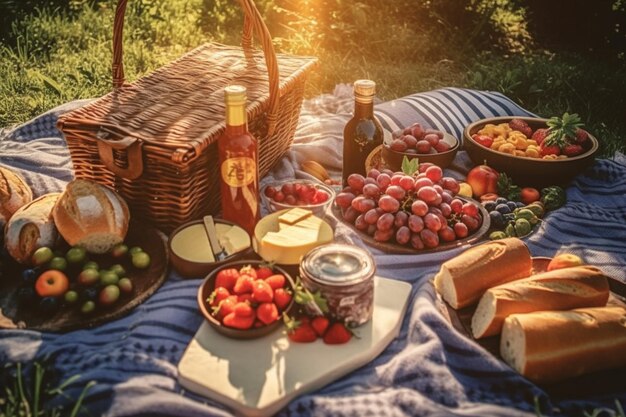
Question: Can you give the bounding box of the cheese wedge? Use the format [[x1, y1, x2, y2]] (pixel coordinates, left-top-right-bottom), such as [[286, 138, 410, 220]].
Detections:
[[278, 207, 312, 225]]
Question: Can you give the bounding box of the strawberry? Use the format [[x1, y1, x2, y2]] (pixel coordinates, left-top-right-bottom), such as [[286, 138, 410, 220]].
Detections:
[[253, 319, 264, 328], [207, 287, 230, 307], [233, 274, 255, 294], [223, 312, 255, 329], [509, 119, 532, 138], [215, 268, 240, 292], [256, 302, 279, 325], [274, 288, 292, 311], [212, 295, 237, 320], [255, 266, 274, 280], [531, 128, 549, 145], [540, 142, 561, 156], [233, 301, 254, 318], [323, 322, 353, 345], [284, 314, 317, 343], [265, 274, 286, 290], [252, 280, 273, 303], [239, 265, 257, 279], [575, 128, 589, 145], [311, 316, 330, 337], [237, 293, 253, 304], [563, 144, 584, 157], [287, 323, 318, 343]]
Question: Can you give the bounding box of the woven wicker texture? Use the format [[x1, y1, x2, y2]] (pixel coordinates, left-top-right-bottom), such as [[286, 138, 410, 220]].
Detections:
[[58, 0, 317, 233]]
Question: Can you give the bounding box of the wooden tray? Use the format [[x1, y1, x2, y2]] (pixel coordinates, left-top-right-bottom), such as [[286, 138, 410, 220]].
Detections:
[[332, 196, 490, 254], [435, 257, 626, 397], [0, 220, 168, 332]]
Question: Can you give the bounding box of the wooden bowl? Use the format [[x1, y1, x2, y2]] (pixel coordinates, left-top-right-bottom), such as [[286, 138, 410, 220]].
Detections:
[[197, 260, 295, 339], [463, 117, 599, 188], [382, 132, 460, 171]]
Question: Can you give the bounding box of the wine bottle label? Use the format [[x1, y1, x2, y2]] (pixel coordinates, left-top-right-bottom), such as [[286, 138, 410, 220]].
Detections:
[[221, 157, 256, 187], [364, 145, 383, 173]]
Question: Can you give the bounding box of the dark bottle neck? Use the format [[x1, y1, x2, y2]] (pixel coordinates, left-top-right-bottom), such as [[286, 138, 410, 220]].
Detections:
[[354, 99, 374, 118]]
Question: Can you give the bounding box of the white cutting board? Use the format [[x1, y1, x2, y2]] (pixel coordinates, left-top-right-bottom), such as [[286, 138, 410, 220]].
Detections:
[[177, 276, 412, 417]]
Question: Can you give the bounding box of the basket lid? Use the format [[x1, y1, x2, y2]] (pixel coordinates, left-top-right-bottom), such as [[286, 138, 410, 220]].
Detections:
[[58, 43, 317, 164]]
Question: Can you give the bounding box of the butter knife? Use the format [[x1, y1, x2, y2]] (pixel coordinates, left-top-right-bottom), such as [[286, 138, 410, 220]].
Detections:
[[203, 215, 227, 261]]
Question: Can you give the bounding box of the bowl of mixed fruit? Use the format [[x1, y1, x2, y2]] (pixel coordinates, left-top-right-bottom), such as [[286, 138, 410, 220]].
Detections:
[[463, 113, 598, 188]]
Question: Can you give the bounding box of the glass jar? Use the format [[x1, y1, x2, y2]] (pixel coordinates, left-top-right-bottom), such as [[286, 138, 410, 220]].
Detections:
[[299, 244, 376, 327]]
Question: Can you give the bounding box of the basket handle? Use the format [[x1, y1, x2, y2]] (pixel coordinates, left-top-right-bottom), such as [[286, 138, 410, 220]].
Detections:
[[97, 136, 144, 179], [112, 0, 280, 135]]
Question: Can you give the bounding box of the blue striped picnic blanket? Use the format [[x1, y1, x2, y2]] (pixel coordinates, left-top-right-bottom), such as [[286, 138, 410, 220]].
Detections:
[[1, 87, 625, 417]]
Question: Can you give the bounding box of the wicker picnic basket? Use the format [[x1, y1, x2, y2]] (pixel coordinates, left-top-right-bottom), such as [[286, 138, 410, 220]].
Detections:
[[57, 0, 317, 233]]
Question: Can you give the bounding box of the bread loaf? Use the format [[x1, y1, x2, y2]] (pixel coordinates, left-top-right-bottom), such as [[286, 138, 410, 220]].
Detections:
[[471, 266, 610, 338], [53, 179, 130, 254], [500, 306, 626, 383], [434, 238, 532, 308], [4, 193, 60, 264], [0, 166, 33, 231]]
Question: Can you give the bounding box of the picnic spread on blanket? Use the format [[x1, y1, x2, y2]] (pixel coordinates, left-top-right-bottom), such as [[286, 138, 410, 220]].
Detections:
[[1, 1, 626, 414]]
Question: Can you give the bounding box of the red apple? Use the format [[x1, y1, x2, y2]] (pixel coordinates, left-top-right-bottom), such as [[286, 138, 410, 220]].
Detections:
[[35, 270, 70, 297], [466, 165, 499, 198]]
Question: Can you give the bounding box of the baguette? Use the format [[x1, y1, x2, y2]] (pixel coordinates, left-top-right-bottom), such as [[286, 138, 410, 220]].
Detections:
[[4, 193, 60, 264], [500, 306, 626, 383], [53, 179, 130, 254], [471, 266, 610, 338], [434, 238, 532, 309]]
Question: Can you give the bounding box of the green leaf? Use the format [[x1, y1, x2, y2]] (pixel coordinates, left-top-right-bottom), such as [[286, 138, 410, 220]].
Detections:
[[401, 155, 419, 175]]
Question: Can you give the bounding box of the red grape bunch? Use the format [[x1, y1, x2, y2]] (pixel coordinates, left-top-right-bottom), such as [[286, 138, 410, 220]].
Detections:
[[335, 163, 483, 249]]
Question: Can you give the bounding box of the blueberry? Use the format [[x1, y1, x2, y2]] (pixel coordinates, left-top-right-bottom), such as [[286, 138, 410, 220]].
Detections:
[[39, 297, 59, 313], [489, 211, 506, 229], [495, 204, 511, 214], [81, 287, 98, 301], [483, 201, 497, 212], [507, 202, 518, 211], [21, 268, 39, 284], [495, 197, 508, 205]]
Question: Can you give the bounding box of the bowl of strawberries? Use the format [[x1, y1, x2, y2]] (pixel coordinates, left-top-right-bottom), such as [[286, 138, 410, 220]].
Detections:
[[382, 123, 460, 171], [463, 114, 598, 188], [197, 260, 295, 339]]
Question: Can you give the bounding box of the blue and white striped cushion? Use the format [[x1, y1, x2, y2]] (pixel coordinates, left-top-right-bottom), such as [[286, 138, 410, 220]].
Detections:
[[374, 87, 535, 140]]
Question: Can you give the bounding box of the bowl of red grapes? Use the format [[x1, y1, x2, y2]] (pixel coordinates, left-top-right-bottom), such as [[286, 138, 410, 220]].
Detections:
[[334, 164, 489, 252], [382, 123, 460, 170], [261, 179, 335, 217]]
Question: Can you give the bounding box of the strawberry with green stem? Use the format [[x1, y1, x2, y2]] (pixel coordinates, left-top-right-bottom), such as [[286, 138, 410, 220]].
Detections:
[[542, 112, 584, 156]]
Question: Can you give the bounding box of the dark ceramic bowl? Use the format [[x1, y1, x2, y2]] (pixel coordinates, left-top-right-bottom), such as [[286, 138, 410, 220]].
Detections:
[[168, 219, 252, 278], [382, 131, 460, 171], [463, 117, 599, 188], [197, 260, 295, 339]]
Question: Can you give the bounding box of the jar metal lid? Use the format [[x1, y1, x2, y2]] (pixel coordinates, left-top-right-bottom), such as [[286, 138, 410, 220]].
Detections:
[[300, 244, 375, 286]]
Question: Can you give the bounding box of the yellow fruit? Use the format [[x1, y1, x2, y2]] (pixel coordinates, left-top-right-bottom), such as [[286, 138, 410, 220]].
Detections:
[[458, 182, 473, 198], [301, 161, 330, 181]]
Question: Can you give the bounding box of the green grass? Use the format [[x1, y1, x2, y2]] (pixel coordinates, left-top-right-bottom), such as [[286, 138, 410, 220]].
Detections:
[[1, 0, 625, 157]]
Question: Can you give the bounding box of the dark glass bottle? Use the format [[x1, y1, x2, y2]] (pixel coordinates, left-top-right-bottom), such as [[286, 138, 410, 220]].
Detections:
[[342, 79, 384, 186], [217, 85, 260, 236]]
